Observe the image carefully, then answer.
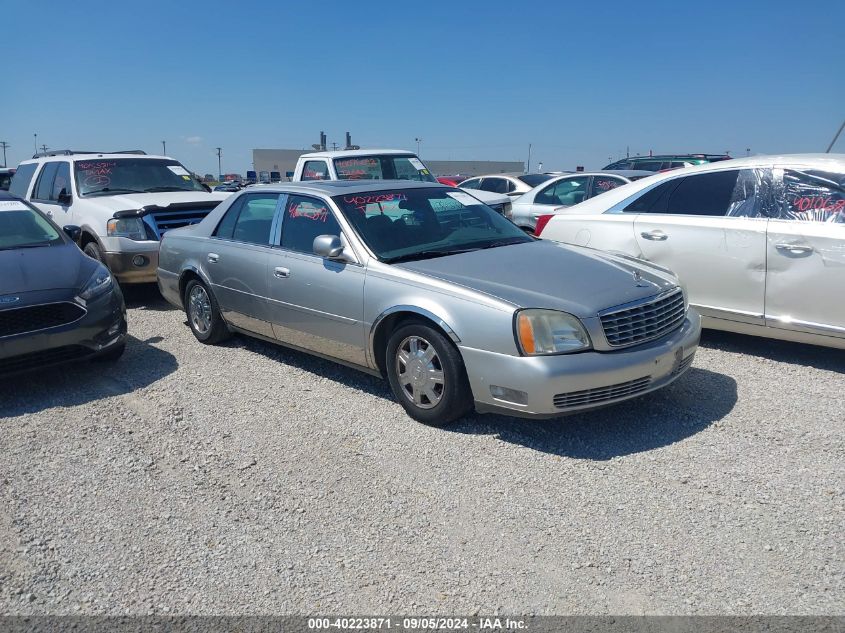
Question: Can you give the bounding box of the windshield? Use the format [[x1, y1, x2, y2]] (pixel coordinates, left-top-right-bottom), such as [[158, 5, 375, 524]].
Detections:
[[0, 202, 63, 250], [333, 155, 437, 183], [333, 187, 532, 262], [518, 174, 553, 187], [74, 158, 207, 196]]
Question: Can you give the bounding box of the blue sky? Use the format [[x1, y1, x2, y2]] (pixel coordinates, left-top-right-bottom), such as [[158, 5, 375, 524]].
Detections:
[[3, 0, 844, 175]]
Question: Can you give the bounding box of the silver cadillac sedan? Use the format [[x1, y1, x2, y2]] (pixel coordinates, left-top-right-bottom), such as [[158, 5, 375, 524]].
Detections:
[[157, 181, 701, 425]]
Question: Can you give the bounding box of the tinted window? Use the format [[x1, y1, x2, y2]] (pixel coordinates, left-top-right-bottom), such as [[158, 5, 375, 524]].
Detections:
[[591, 176, 626, 198], [0, 205, 62, 250], [213, 197, 246, 239], [779, 169, 845, 223], [280, 195, 341, 254], [664, 170, 740, 216], [0, 171, 14, 191], [632, 161, 663, 171], [535, 177, 589, 206], [301, 161, 328, 181], [460, 178, 481, 190], [34, 163, 59, 201], [9, 164, 37, 197], [232, 194, 280, 244], [52, 163, 71, 201], [480, 178, 508, 194], [518, 174, 553, 187], [623, 180, 680, 213]]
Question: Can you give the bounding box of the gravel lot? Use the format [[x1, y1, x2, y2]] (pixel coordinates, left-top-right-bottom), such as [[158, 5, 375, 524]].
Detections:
[[1, 285, 842, 615]]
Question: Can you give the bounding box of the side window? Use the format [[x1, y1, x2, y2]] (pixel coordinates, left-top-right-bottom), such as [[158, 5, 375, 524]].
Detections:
[[232, 194, 280, 244], [9, 163, 38, 198], [480, 178, 508, 194], [623, 180, 680, 213], [778, 169, 845, 223], [52, 163, 71, 200], [280, 195, 341, 254], [536, 178, 589, 206], [505, 180, 517, 193], [460, 178, 481, 190], [664, 170, 743, 216], [591, 176, 625, 198], [213, 196, 246, 239], [301, 161, 329, 181], [33, 163, 59, 201], [634, 161, 662, 171]]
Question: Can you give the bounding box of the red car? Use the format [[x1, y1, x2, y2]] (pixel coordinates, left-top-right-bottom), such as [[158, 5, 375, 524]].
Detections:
[[436, 176, 467, 187]]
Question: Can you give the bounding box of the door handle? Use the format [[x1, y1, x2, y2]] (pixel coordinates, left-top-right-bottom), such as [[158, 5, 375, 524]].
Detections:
[[775, 243, 814, 255], [641, 230, 668, 241], [273, 266, 290, 279], [207, 253, 219, 263]]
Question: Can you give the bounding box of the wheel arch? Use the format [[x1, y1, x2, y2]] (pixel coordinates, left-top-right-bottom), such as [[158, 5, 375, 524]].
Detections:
[[368, 306, 461, 377], [178, 265, 212, 307]]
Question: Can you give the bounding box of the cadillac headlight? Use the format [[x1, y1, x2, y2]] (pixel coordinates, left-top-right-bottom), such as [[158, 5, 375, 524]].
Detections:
[[107, 217, 146, 240], [79, 264, 113, 301], [515, 309, 591, 355]]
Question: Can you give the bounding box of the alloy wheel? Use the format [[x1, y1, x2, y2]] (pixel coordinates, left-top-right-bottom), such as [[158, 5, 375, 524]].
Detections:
[[395, 335, 445, 409], [188, 285, 212, 335]]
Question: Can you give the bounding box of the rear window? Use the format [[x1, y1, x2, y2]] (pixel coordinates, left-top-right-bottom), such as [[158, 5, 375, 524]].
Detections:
[[518, 174, 553, 187], [0, 170, 15, 191], [333, 155, 436, 183]]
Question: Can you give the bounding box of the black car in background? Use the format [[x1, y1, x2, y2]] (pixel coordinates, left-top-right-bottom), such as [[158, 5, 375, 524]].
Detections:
[[0, 191, 127, 375]]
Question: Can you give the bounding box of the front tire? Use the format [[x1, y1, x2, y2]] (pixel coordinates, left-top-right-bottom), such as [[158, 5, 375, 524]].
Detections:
[[184, 279, 229, 344], [83, 241, 104, 262], [385, 322, 473, 426]]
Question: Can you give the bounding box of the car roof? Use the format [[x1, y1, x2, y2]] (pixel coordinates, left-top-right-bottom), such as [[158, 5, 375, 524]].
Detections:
[[19, 153, 175, 164], [300, 149, 417, 159], [251, 180, 446, 196]]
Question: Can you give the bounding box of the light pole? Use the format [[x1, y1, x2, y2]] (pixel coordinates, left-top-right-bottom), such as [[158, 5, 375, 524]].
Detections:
[[0, 141, 9, 167], [826, 119, 845, 153], [526, 143, 532, 173], [415, 137, 422, 156], [162, 140, 166, 155], [216, 147, 222, 179], [34, 133, 37, 155]]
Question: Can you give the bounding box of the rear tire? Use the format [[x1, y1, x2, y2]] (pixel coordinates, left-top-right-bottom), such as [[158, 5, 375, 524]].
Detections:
[[385, 322, 473, 426], [184, 279, 230, 344]]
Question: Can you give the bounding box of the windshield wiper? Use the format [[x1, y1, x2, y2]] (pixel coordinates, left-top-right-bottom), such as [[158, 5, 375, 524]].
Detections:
[[142, 186, 193, 193], [384, 248, 478, 264], [84, 187, 146, 196], [477, 237, 533, 249]]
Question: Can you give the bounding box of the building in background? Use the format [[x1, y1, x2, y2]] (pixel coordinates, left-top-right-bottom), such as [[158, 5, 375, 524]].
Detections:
[[252, 149, 523, 180]]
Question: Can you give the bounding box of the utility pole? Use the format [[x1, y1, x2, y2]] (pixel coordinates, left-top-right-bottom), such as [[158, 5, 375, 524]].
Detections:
[[216, 147, 222, 179], [331, 142, 338, 151], [162, 140, 166, 155], [0, 141, 9, 167], [826, 119, 845, 152], [39, 144, 48, 154], [415, 137, 422, 157], [527, 143, 532, 173]]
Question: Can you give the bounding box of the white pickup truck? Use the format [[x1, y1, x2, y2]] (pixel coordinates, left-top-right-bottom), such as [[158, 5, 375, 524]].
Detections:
[[291, 149, 512, 216]]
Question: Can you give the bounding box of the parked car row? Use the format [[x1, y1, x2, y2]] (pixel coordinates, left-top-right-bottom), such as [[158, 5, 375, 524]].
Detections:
[[2, 148, 841, 428]]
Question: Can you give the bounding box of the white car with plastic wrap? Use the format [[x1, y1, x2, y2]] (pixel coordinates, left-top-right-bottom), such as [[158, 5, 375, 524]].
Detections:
[[538, 155, 845, 349]]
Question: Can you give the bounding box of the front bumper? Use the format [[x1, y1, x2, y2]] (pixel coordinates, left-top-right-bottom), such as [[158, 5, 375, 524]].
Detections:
[[462, 310, 701, 418], [0, 288, 127, 376], [103, 249, 160, 284]]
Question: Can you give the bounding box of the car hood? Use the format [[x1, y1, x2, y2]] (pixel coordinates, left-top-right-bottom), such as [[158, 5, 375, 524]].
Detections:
[[80, 191, 230, 214], [394, 240, 679, 318], [0, 243, 94, 294]]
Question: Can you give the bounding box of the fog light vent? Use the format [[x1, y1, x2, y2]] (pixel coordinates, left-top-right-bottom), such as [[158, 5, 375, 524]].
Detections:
[[490, 385, 528, 406], [132, 255, 148, 267]]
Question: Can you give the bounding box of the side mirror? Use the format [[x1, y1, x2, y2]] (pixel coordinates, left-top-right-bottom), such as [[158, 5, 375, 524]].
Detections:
[[63, 225, 82, 242], [313, 234, 345, 259], [57, 189, 72, 205]]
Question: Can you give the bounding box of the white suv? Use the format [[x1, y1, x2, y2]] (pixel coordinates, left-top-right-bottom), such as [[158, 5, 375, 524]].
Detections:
[[10, 150, 229, 284]]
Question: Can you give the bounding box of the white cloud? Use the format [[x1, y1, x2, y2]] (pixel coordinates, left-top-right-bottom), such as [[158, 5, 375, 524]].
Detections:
[[185, 136, 203, 145]]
